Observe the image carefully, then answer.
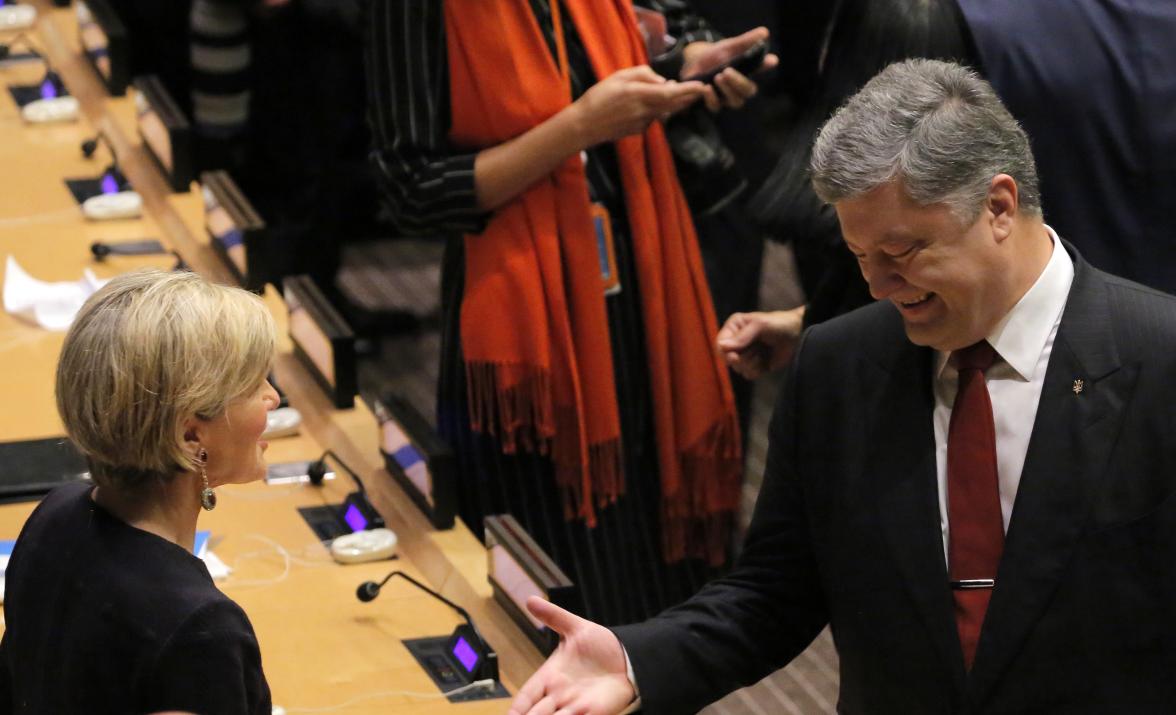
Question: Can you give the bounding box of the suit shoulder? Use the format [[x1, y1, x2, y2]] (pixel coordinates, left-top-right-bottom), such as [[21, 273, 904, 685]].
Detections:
[[1099, 271, 1176, 336], [802, 300, 902, 359]]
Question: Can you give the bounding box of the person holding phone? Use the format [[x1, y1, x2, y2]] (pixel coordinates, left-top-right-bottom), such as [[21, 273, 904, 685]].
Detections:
[[363, 0, 774, 626]]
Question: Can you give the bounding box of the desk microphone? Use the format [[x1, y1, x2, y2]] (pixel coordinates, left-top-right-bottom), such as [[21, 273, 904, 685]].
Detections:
[[309, 449, 366, 493], [309, 449, 385, 533], [80, 133, 131, 194], [356, 569, 499, 682]]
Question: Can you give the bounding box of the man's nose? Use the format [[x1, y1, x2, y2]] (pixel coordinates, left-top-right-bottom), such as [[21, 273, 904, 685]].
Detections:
[[861, 259, 904, 300]]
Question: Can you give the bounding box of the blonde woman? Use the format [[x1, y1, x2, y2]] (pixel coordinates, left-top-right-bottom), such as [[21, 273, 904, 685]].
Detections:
[[0, 270, 275, 714]]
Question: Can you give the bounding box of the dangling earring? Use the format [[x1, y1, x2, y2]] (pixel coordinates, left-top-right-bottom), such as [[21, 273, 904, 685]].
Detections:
[[199, 448, 217, 511]]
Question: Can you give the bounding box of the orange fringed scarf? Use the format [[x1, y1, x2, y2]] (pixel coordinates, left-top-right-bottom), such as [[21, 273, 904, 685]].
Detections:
[[445, 0, 740, 565]]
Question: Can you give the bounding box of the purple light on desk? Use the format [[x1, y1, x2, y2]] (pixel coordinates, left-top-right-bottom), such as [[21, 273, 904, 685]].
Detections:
[[40, 78, 58, 100], [452, 636, 479, 673], [342, 503, 368, 533], [100, 173, 120, 195]]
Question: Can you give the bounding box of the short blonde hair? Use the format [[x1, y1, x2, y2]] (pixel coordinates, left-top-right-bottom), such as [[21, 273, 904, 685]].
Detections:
[[56, 270, 276, 491]]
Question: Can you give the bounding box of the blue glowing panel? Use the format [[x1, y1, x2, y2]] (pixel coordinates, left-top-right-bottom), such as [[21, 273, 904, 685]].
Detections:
[[100, 173, 120, 195], [452, 636, 479, 673], [343, 503, 368, 533]]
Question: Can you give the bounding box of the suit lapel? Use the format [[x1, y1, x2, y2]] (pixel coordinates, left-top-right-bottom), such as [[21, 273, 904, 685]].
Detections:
[[868, 333, 968, 694], [967, 253, 1133, 706]]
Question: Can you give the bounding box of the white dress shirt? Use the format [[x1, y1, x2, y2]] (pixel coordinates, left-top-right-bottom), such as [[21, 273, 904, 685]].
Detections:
[[932, 226, 1074, 562]]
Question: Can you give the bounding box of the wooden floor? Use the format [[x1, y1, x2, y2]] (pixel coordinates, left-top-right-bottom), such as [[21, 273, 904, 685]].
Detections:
[[339, 237, 841, 713]]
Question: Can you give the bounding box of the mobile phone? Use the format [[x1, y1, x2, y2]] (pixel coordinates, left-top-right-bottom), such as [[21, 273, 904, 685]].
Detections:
[[90, 238, 167, 259], [683, 40, 768, 84]]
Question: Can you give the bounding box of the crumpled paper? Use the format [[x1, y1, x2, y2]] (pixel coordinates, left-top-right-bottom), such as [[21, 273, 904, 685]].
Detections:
[[3, 255, 108, 331]]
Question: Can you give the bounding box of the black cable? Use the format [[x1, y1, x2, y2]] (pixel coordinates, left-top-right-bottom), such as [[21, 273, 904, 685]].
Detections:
[[0, 32, 45, 63]]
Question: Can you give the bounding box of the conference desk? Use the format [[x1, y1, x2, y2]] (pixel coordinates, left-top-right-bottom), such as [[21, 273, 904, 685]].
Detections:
[[0, 3, 543, 711]]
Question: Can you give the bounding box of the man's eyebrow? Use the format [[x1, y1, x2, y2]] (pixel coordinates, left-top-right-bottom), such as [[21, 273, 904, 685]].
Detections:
[[844, 232, 918, 254], [879, 231, 918, 244]]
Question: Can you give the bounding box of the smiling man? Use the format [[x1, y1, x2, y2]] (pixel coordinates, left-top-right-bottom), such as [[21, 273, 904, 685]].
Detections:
[[508, 59, 1176, 715]]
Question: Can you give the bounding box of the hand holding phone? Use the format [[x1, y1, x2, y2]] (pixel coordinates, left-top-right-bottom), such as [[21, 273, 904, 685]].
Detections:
[[679, 27, 776, 112], [682, 40, 769, 85]]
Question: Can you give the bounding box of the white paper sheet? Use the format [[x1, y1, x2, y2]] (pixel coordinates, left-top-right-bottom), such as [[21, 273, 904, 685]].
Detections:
[[2, 256, 108, 331]]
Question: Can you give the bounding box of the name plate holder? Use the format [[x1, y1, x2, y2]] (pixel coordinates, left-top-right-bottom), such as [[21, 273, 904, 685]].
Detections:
[[484, 514, 579, 655], [201, 170, 270, 291], [134, 75, 192, 192], [283, 275, 356, 409], [372, 394, 457, 530], [76, 0, 130, 96]]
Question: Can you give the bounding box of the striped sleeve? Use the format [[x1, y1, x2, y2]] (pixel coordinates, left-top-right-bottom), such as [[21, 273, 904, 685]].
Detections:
[[190, 0, 252, 139], [363, 0, 488, 236]]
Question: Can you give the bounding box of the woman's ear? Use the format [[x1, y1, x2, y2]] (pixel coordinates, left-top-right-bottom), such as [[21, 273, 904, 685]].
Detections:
[[181, 416, 205, 459]]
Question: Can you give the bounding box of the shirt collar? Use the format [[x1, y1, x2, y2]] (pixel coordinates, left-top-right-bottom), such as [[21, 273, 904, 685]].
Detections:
[[936, 225, 1074, 380]]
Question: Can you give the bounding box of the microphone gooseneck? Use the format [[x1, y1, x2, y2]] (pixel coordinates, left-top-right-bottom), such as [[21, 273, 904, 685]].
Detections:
[[355, 570, 479, 637]]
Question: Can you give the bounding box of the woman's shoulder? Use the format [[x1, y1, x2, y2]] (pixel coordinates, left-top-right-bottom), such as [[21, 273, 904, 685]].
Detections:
[[28, 480, 93, 520], [8, 482, 96, 557]]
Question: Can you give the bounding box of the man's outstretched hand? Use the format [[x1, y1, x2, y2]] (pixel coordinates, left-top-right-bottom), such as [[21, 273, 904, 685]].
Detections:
[[508, 597, 635, 715]]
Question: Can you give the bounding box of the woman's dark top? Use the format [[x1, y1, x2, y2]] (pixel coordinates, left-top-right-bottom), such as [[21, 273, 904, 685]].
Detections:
[[364, 1, 724, 625], [0, 482, 271, 714]]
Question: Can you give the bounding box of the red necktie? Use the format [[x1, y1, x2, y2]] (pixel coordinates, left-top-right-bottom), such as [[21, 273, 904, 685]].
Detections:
[[947, 340, 1003, 669]]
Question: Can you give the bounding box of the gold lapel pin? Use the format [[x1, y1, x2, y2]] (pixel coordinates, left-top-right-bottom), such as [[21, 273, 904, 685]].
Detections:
[[1072, 379, 1085, 395]]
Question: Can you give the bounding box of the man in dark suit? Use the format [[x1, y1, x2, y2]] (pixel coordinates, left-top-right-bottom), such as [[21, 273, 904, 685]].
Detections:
[[507, 59, 1176, 714]]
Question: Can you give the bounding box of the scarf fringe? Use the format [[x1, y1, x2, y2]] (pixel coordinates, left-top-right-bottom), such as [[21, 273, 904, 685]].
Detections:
[[555, 438, 624, 527], [661, 413, 743, 565], [466, 359, 624, 527], [465, 360, 554, 454]]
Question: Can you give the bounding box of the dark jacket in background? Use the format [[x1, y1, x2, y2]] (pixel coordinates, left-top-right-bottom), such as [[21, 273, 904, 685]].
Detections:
[[958, 0, 1176, 295]]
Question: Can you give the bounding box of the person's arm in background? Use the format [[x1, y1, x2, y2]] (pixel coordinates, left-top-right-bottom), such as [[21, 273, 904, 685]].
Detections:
[[717, 307, 807, 379], [363, 0, 489, 236], [472, 66, 707, 211], [363, 0, 708, 232]]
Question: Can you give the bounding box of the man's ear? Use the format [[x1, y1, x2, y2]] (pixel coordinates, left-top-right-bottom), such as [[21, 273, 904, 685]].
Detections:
[[987, 174, 1019, 242]]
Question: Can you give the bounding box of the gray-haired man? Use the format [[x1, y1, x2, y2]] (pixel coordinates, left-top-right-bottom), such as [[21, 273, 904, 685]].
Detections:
[[509, 59, 1176, 714]]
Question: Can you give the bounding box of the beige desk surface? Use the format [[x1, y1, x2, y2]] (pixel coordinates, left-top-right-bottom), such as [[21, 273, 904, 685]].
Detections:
[[0, 3, 544, 710]]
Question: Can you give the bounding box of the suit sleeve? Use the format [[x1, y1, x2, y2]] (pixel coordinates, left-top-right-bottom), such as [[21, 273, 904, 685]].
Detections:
[[141, 600, 271, 715], [613, 330, 830, 714]]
